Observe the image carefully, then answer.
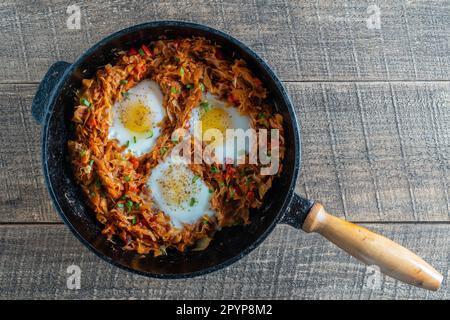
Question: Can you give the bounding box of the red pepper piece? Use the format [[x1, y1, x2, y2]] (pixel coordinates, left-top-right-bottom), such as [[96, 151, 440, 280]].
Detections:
[[141, 44, 152, 57]]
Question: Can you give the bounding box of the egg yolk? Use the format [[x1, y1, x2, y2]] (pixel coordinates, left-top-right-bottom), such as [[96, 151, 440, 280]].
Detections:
[[156, 164, 200, 208], [120, 102, 152, 133], [200, 107, 232, 136]]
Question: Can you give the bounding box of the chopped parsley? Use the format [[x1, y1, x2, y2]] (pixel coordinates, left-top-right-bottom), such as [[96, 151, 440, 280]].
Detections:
[[170, 87, 178, 94], [160, 147, 168, 155], [80, 98, 90, 107], [117, 203, 124, 208], [199, 83, 205, 92], [180, 67, 185, 77], [126, 200, 133, 212], [139, 48, 145, 57], [146, 130, 154, 139], [120, 79, 128, 85], [133, 136, 137, 143], [125, 140, 130, 147], [189, 197, 198, 207], [211, 166, 220, 174], [89, 159, 94, 167], [200, 101, 210, 112], [122, 91, 130, 98], [186, 84, 193, 90], [124, 176, 131, 182], [131, 216, 137, 225], [192, 175, 200, 183]]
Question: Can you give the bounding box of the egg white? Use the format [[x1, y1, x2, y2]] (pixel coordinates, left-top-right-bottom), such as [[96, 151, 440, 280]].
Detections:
[[189, 93, 254, 163], [108, 79, 165, 156], [147, 155, 214, 229]]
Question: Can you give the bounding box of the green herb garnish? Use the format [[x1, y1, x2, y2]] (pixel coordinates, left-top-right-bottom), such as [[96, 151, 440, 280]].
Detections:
[[186, 84, 193, 90], [117, 203, 124, 208], [211, 166, 220, 174], [131, 216, 137, 225], [120, 79, 128, 85], [170, 87, 178, 94], [126, 200, 133, 212], [160, 147, 168, 155], [80, 98, 90, 107], [192, 175, 200, 183], [133, 136, 137, 143], [139, 48, 145, 57], [200, 101, 210, 112], [199, 83, 205, 92], [122, 91, 130, 97], [80, 149, 86, 157], [180, 67, 185, 77], [89, 159, 94, 167], [189, 197, 198, 207], [124, 176, 131, 182], [125, 140, 130, 147]]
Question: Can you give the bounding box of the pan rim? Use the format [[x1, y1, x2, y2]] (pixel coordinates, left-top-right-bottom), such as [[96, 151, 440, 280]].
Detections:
[[41, 20, 301, 279]]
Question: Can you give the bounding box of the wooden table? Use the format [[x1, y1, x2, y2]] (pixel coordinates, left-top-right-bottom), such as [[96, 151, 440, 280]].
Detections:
[[1, 0, 449, 300]]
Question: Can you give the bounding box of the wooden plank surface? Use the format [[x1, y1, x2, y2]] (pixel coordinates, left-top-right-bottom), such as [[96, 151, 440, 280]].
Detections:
[[1, 0, 450, 82], [1, 82, 449, 223], [0, 224, 448, 300], [1, 0, 449, 300]]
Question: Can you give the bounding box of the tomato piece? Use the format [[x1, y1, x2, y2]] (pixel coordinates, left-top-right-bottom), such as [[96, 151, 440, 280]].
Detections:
[[215, 49, 224, 60], [88, 117, 97, 127], [141, 44, 152, 57], [129, 185, 139, 193], [129, 157, 139, 169], [227, 93, 239, 105], [129, 48, 138, 55], [226, 164, 236, 176], [247, 191, 254, 200]]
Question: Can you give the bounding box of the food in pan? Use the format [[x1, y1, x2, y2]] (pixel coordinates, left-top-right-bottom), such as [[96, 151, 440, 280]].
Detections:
[[68, 38, 285, 255]]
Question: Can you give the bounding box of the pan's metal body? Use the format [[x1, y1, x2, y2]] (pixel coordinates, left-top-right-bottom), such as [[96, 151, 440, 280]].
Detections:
[[32, 21, 310, 278]]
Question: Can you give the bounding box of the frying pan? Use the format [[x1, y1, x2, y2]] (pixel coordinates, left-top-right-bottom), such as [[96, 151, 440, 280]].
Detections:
[[32, 21, 442, 291]]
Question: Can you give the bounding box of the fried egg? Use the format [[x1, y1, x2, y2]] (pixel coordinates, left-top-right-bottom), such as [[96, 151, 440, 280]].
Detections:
[[189, 93, 254, 163], [108, 79, 165, 156], [147, 155, 214, 229]]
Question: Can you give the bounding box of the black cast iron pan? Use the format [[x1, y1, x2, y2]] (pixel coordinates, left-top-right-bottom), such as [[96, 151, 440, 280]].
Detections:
[[31, 21, 442, 290]]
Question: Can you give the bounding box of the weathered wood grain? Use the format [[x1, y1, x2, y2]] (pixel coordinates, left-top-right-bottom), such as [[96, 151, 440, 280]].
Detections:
[[293, 81, 450, 222], [1, 82, 449, 223], [0, 224, 448, 299], [0, 84, 54, 222], [1, 0, 450, 82]]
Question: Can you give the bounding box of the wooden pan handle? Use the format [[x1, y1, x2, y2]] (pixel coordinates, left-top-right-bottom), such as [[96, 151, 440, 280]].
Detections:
[[302, 203, 443, 291]]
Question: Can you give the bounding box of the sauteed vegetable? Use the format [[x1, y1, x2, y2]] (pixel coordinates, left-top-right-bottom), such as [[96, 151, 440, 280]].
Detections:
[[68, 38, 285, 256]]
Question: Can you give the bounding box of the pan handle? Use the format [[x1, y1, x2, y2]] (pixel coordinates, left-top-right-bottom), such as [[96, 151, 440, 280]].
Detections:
[[301, 202, 443, 291], [32, 61, 71, 124]]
